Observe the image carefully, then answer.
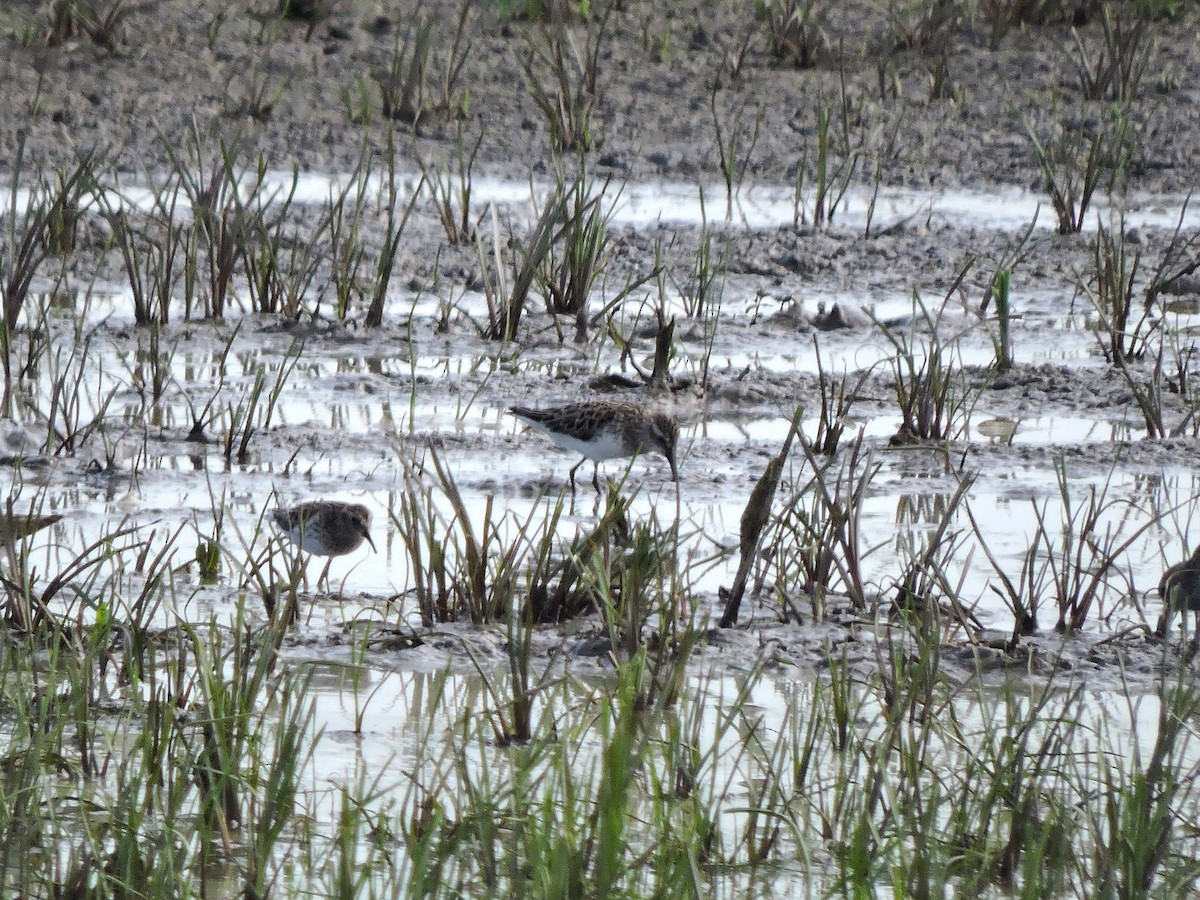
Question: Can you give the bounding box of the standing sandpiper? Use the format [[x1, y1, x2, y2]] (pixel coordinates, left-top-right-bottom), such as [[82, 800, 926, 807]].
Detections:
[[508, 400, 680, 492], [1158, 545, 1200, 654], [271, 501, 376, 588]]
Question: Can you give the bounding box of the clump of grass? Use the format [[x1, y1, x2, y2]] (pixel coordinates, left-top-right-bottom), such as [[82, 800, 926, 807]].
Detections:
[[179, 320, 242, 445], [793, 72, 864, 229], [884, 0, 965, 52], [991, 267, 1014, 369], [158, 129, 256, 320], [1085, 218, 1155, 363], [597, 496, 688, 672], [757, 0, 830, 68], [522, 10, 612, 153], [877, 276, 983, 444], [478, 187, 563, 342], [365, 134, 423, 328], [889, 472, 981, 641], [810, 338, 869, 454], [42, 151, 100, 256], [324, 164, 372, 319], [966, 501, 1043, 640], [39, 322, 119, 455], [391, 444, 535, 625], [538, 167, 619, 334], [438, 0, 475, 116], [1085, 207, 1200, 437], [102, 202, 183, 327], [46, 0, 129, 49], [340, 73, 374, 125], [1, 516, 144, 631], [375, 17, 433, 125], [926, 51, 961, 101], [221, 338, 302, 466], [418, 120, 484, 246], [240, 168, 327, 317], [766, 427, 881, 617], [2, 145, 98, 339], [710, 84, 764, 221], [462, 485, 685, 744], [981, 0, 1016, 49], [228, 70, 289, 122], [195, 536, 221, 583], [370, 1, 474, 125], [1020, 98, 1134, 234], [1071, 3, 1154, 102], [675, 225, 727, 320], [523, 489, 630, 623], [980, 211, 1038, 372], [1, 151, 55, 407], [1034, 458, 1159, 633]]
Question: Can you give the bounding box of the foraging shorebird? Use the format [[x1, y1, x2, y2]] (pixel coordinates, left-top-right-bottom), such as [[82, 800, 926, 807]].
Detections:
[[271, 501, 375, 589], [1157, 545, 1200, 652], [508, 400, 679, 492]]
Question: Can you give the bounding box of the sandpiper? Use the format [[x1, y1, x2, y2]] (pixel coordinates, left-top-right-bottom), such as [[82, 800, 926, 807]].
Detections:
[[271, 501, 375, 588], [508, 400, 679, 492], [1158, 545, 1200, 651]]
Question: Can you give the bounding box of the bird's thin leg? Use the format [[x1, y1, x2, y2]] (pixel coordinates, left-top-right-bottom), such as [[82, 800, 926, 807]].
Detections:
[[317, 557, 334, 592], [1156, 608, 1170, 638], [285, 590, 300, 626], [568, 458, 583, 493], [1159, 580, 1175, 638], [592, 462, 602, 493]]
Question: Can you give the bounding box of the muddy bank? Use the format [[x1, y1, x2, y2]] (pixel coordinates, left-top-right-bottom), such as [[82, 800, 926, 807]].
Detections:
[[277, 586, 1187, 693], [3, 0, 1200, 691], [4, 1, 1200, 192]]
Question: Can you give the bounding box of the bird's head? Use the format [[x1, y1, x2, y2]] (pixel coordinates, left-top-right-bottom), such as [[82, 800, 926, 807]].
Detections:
[[350, 504, 377, 552], [648, 413, 680, 481]]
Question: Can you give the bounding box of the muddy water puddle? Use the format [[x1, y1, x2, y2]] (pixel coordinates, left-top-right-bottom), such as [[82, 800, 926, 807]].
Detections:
[[7, 288, 1189, 636], [16, 170, 1200, 235], [261, 655, 1200, 894], [7, 165, 1200, 893], [12, 386, 1190, 636]]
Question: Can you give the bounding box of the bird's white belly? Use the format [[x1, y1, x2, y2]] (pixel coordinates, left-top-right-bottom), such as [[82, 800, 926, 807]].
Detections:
[[546, 429, 627, 461]]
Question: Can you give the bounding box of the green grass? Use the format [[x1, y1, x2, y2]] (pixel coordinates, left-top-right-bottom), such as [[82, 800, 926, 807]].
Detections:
[[0, 627, 1180, 896], [3, 82, 1200, 898]]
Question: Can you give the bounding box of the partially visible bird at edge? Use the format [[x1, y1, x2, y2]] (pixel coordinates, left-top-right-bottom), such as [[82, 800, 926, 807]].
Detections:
[[1158, 545, 1200, 655]]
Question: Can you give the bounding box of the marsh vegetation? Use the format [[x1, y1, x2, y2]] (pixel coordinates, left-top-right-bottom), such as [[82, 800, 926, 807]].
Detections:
[[2, 0, 1200, 895]]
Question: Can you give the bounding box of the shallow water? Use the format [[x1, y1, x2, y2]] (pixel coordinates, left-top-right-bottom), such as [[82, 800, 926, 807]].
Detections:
[[3, 163, 1199, 896], [8, 269, 1189, 635], [269, 651, 1200, 894], [14, 399, 1188, 637], [14, 171, 1197, 236]]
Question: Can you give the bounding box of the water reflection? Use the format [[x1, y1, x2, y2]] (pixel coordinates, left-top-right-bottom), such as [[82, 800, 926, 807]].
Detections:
[[273, 658, 1200, 894], [14, 171, 1199, 234]]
